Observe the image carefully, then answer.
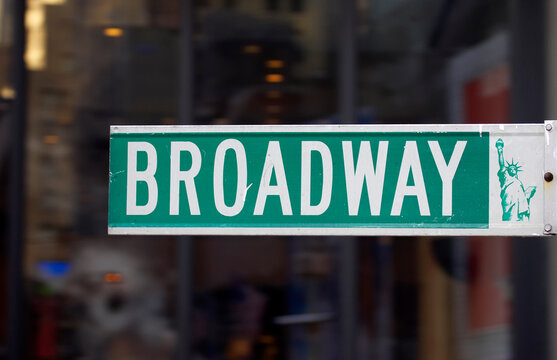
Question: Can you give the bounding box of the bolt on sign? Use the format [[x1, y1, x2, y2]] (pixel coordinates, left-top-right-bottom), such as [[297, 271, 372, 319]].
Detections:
[[108, 122, 557, 236]]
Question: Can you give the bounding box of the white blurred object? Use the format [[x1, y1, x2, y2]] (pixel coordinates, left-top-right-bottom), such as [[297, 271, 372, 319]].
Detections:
[[66, 243, 175, 358]]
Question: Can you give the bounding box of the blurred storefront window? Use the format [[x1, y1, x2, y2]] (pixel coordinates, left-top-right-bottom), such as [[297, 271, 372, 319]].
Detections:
[[193, 0, 337, 125], [24, 0, 179, 358], [357, 1, 514, 360], [192, 2, 339, 359], [0, 0, 548, 359]]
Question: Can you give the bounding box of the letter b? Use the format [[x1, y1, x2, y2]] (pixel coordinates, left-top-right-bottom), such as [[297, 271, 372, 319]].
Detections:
[[126, 142, 158, 215]]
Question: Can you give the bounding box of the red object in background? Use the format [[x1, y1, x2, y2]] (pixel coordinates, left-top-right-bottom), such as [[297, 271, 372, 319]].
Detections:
[[464, 63, 512, 331], [464, 64, 510, 124], [35, 297, 58, 360], [467, 237, 512, 330]]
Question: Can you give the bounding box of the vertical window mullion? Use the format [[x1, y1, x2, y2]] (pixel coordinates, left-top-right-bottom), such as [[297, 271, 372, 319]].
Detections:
[[178, 0, 195, 359], [338, 1, 358, 360], [510, 0, 548, 359], [7, 0, 27, 358], [339, 0, 356, 124]]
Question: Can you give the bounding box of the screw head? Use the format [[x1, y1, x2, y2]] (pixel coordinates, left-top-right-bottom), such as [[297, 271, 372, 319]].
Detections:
[[545, 172, 554, 182], [545, 224, 553, 233], [547, 123, 553, 131]]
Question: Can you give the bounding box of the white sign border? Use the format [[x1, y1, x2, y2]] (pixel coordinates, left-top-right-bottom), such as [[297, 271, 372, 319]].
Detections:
[[111, 124, 542, 135], [108, 226, 546, 236]]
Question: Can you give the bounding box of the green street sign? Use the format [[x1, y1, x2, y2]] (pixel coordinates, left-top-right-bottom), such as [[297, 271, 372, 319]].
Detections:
[[108, 124, 552, 236]]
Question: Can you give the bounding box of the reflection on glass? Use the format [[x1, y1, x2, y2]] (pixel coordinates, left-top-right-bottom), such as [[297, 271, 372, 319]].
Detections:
[[1, 0, 525, 358], [23, 0, 180, 358], [358, 0, 509, 124], [358, 1, 512, 360], [194, 0, 337, 125], [192, 2, 339, 359]]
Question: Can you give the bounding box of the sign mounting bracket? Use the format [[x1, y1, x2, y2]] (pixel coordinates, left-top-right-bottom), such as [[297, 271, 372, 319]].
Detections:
[[544, 120, 557, 235]]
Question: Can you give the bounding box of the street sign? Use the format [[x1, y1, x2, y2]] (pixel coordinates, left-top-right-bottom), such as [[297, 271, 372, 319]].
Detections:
[[108, 123, 556, 236]]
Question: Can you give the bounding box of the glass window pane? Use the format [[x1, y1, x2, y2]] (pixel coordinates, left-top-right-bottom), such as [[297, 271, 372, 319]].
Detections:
[[192, 1, 339, 359], [358, 1, 513, 360], [358, 0, 510, 124], [8, 0, 542, 359], [194, 0, 337, 125], [24, 1, 180, 358]]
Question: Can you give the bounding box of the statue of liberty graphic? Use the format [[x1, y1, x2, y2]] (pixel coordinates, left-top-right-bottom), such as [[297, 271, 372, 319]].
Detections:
[[496, 138, 536, 221]]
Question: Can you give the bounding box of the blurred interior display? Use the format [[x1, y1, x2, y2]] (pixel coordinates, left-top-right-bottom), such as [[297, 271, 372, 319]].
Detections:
[[0, 0, 525, 358], [447, 32, 512, 360], [64, 242, 175, 358], [357, 0, 513, 360], [194, 0, 337, 125], [191, 3, 340, 357], [448, 32, 509, 124], [358, 0, 509, 124]]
